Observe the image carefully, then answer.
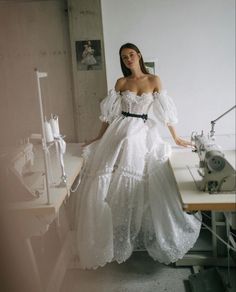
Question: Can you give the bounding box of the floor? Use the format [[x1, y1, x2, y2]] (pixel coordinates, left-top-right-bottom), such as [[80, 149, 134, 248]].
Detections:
[[61, 251, 192, 292], [60, 251, 236, 292]]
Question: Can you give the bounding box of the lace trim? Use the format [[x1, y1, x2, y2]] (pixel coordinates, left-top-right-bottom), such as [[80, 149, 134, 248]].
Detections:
[[121, 90, 153, 104], [83, 158, 169, 181], [85, 164, 147, 181]]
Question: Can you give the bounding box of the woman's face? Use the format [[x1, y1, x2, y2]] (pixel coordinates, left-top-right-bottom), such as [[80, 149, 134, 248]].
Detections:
[[120, 48, 141, 69]]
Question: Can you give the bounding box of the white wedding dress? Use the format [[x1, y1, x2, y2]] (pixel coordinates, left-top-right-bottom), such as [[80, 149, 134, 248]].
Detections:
[[74, 89, 201, 269]]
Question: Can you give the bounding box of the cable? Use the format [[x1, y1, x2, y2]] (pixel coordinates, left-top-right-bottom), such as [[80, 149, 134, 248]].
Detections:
[[193, 212, 236, 252], [226, 221, 232, 289], [70, 169, 84, 193]]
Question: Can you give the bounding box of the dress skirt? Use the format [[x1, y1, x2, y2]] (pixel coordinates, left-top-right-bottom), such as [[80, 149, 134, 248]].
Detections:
[[74, 112, 201, 269]]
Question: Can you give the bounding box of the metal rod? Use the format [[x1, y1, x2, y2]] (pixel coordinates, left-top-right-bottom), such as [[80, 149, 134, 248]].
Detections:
[[210, 105, 236, 137], [211, 105, 236, 123], [35, 69, 51, 205]]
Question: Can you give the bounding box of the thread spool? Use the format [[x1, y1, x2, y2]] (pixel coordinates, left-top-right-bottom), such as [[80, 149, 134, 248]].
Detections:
[[44, 121, 54, 143], [50, 115, 60, 137]]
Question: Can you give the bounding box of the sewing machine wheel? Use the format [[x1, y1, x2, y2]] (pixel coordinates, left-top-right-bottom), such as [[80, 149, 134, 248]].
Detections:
[[206, 151, 226, 172]]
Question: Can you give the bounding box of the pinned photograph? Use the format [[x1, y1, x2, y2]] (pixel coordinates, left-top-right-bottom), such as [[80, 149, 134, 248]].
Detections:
[[76, 40, 102, 71], [145, 62, 155, 74], [144, 58, 158, 75]]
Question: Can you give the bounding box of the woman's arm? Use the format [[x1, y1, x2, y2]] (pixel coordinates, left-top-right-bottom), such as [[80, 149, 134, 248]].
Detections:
[[153, 76, 192, 148], [167, 124, 192, 147], [83, 122, 109, 147]]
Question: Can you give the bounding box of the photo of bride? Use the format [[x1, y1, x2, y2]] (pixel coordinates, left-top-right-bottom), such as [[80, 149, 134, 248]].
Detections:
[[76, 39, 102, 71]]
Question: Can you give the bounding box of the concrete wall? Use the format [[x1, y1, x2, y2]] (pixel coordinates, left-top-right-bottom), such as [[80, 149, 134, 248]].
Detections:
[[0, 0, 76, 146], [68, 0, 107, 142], [101, 0, 235, 140]]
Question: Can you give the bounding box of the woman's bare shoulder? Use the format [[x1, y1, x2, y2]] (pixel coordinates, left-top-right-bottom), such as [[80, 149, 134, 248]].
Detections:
[[148, 74, 161, 82], [148, 74, 162, 92], [115, 77, 126, 91]]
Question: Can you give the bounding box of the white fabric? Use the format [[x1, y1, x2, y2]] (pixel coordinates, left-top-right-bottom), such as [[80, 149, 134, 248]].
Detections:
[[152, 90, 178, 125], [99, 89, 121, 123], [75, 89, 201, 269]]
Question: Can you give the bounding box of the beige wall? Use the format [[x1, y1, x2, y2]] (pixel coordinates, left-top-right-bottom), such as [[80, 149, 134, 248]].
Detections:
[[0, 1, 107, 290], [0, 0, 76, 146]]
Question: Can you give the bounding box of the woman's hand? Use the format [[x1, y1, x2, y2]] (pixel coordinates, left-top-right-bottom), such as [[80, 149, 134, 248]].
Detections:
[[167, 124, 193, 148], [174, 136, 193, 148]]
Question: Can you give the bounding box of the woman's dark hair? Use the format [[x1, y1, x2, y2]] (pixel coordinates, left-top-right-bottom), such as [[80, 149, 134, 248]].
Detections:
[[119, 43, 150, 77]]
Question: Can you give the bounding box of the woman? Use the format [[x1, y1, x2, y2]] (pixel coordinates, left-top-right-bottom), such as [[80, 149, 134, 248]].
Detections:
[[75, 43, 201, 269]]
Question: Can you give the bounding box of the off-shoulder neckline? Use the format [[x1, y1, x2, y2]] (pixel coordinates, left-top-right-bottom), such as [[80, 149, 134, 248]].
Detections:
[[120, 89, 160, 97]]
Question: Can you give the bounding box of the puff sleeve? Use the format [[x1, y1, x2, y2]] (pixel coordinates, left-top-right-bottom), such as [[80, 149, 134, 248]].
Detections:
[[152, 90, 178, 126], [99, 89, 121, 124]]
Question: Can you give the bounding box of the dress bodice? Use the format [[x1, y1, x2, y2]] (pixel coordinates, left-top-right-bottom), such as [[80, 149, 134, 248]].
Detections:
[[121, 90, 153, 114], [99, 88, 178, 125]]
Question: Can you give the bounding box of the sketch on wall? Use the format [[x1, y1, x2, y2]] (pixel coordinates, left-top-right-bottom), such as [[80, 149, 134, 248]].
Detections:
[[75, 40, 102, 71]]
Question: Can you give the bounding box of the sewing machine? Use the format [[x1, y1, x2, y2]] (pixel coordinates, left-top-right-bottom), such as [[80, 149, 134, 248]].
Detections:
[[169, 105, 236, 268], [191, 131, 236, 194]]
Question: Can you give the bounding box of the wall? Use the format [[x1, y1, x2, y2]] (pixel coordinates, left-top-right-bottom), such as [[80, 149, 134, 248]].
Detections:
[[68, 0, 107, 142], [101, 0, 235, 141], [0, 0, 76, 146], [0, 0, 234, 145]]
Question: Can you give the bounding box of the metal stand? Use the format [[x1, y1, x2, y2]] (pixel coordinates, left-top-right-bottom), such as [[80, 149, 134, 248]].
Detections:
[[35, 69, 51, 204], [210, 105, 236, 137], [54, 137, 67, 187]]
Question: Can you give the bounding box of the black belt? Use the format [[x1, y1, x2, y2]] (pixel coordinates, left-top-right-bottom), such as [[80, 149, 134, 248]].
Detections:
[[122, 111, 148, 122]]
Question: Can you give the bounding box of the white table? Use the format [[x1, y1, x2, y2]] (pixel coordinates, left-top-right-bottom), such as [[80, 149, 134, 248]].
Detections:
[[7, 143, 83, 292], [9, 143, 83, 217], [169, 149, 236, 211], [169, 148, 236, 267]]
